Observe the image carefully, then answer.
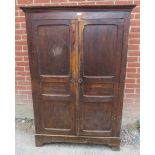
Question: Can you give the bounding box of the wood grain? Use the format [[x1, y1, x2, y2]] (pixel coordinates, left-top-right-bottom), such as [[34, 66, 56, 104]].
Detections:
[[22, 5, 135, 150]]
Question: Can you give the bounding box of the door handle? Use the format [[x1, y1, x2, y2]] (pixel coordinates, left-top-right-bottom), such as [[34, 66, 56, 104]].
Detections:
[[78, 78, 83, 84]]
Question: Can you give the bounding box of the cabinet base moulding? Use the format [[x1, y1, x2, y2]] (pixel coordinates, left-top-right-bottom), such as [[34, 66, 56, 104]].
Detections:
[[35, 134, 120, 151]]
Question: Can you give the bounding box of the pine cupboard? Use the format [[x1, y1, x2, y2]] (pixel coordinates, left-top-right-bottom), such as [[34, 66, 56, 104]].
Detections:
[[21, 5, 135, 150]]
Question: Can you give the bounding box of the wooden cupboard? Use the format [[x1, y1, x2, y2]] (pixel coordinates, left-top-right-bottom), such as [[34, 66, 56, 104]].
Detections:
[[21, 5, 135, 150]]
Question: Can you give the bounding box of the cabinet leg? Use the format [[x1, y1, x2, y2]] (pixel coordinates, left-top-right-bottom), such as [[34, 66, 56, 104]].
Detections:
[[35, 136, 43, 147], [111, 143, 120, 151]]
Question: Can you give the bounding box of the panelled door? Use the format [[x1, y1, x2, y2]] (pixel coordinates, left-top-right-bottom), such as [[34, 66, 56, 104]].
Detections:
[[78, 19, 124, 137], [31, 19, 77, 135], [31, 17, 124, 137]]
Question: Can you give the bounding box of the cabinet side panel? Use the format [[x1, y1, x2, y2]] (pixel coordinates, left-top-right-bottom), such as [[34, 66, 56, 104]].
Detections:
[[114, 13, 132, 137], [25, 13, 42, 132]]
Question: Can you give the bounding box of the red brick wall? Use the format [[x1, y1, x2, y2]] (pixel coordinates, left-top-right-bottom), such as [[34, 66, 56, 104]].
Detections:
[[15, 0, 140, 106]]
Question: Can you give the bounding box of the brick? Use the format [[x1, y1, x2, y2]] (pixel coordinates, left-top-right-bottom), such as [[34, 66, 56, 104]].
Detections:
[[60, 2, 78, 5], [130, 13, 134, 19], [133, 6, 140, 13], [125, 89, 135, 93], [51, 0, 67, 2], [128, 45, 139, 50], [18, 0, 33, 4], [127, 57, 138, 62], [15, 17, 25, 22], [69, 0, 85, 1], [136, 79, 140, 84], [78, 2, 95, 5], [137, 68, 140, 73], [130, 27, 140, 33], [16, 71, 30, 76], [126, 93, 137, 98], [15, 45, 22, 50], [130, 20, 140, 26], [23, 45, 28, 50], [129, 39, 140, 44], [25, 66, 30, 71], [16, 57, 23, 61], [21, 23, 26, 28], [115, 1, 133, 5], [16, 67, 25, 71], [18, 10, 25, 16], [16, 40, 27, 45], [126, 68, 137, 73], [24, 57, 29, 61], [26, 86, 32, 90], [22, 99, 32, 103], [96, 1, 114, 5], [15, 95, 28, 100], [16, 85, 27, 90], [128, 51, 140, 56], [34, 0, 50, 3], [128, 62, 140, 67], [124, 98, 134, 104], [26, 76, 31, 81], [17, 81, 31, 85], [129, 33, 140, 39], [15, 11, 19, 16], [27, 95, 32, 100], [125, 79, 135, 83], [18, 90, 32, 95], [16, 29, 26, 34], [15, 6, 20, 10], [134, 14, 140, 19], [136, 89, 140, 93], [15, 76, 25, 81], [22, 35, 27, 40], [127, 73, 140, 78], [16, 52, 28, 56], [15, 35, 21, 40], [15, 23, 20, 29], [135, 0, 140, 6], [126, 84, 140, 89], [16, 61, 29, 66], [134, 99, 140, 104]]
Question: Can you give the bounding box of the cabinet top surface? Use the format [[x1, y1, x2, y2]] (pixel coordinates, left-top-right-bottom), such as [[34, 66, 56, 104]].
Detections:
[[20, 5, 136, 12]]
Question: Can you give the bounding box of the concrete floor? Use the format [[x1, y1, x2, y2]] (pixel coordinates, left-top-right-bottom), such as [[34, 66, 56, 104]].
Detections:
[[15, 129, 139, 155]]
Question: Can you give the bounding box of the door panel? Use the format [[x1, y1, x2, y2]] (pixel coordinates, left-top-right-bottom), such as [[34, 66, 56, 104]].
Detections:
[[78, 19, 124, 136], [32, 19, 76, 135], [80, 102, 113, 137], [40, 101, 74, 135], [38, 25, 70, 75], [83, 24, 117, 76], [83, 83, 114, 96]]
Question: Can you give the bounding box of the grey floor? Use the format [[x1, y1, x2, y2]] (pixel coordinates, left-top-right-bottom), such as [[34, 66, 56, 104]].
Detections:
[[15, 129, 140, 155]]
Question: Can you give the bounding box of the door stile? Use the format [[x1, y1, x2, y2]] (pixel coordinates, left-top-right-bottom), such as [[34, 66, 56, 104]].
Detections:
[[70, 19, 79, 134], [78, 19, 85, 134], [70, 20, 76, 103], [71, 19, 80, 136], [75, 18, 83, 136]]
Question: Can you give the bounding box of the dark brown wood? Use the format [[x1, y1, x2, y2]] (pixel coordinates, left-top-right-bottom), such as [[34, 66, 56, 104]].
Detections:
[[20, 5, 136, 12], [21, 5, 135, 150]]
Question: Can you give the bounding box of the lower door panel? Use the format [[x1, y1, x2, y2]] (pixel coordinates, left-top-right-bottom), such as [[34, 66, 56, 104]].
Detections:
[[79, 102, 113, 137]]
